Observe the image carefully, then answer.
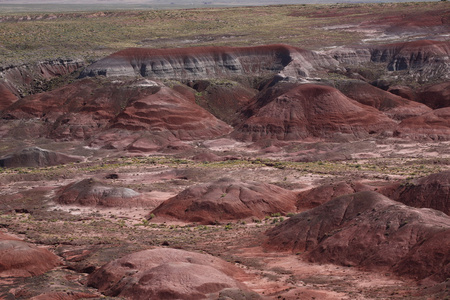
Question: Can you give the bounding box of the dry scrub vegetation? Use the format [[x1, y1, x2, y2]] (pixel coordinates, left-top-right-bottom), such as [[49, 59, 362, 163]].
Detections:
[[0, 2, 447, 65]]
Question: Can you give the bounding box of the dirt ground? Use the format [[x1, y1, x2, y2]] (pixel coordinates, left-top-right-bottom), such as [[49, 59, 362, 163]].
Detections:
[[0, 137, 449, 299]]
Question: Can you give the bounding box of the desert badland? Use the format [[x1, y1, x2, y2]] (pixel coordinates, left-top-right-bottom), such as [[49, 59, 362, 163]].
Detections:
[[0, 1, 450, 299]]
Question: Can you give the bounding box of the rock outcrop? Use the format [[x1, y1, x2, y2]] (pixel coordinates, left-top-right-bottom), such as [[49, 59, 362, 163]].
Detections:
[[0, 147, 81, 168], [370, 40, 450, 75], [232, 83, 397, 141], [81, 44, 338, 80], [265, 191, 450, 282], [394, 107, 450, 140], [151, 178, 297, 224], [87, 248, 257, 299]]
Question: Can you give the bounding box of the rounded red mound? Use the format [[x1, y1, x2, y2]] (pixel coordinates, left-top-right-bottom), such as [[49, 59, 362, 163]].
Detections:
[[232, 83, 396, 141], [87, 247, 258, 300], [0, 233, 60, 277], [265, 191, 450, 282], [296, 181, 373, 211], [150, 178, 297, 224]]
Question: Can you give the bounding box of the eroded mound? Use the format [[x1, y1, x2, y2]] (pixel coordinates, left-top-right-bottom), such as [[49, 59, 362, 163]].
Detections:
[[111, 84, 232, 140], [265, 191, 450, 282], [330, 40, 450, 85], [2, 77, 158, 140], [336, 80, 431, 120], [0, 147, 81, 168], [81, 44, 337, 80], [1, 77, 232, 146], [87, 248, 257, 300], [381, 171, 450, 215], [417, 81, 450, 109], [233, 83, 396, 141], [0, 82, 18, 111], [151, 178, 297, 224], [371, 40, 450, 79], [0, 233, 60, 277], [190, 79, 257, 125], [296, 181, 373, 211], [395, 107, 450, 140], [56, 178, 144, 207]]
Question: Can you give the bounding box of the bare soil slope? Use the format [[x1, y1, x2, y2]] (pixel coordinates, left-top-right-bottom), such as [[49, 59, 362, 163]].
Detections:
[[55, 178, 147, 208], [0, 233, 61, 277], [296, 181, 373, 211], [87, 248, 258, 299], [395, 107, 450, 140], [233, 83, 396, 141], [336, 80, 432, 120], [151, 178, 297, 224], [381, 171, 450, 215], [265, 191, 450, 282], [0, 147, 81, 168]]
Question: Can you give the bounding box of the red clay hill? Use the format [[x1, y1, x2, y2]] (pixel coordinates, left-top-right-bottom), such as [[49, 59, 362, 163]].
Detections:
[[111, 83, 231, 140], [87, 247, 258, 299], [394, 107, 450, 140], [232, 83, 396, 141], [296, 180, 373, 211], [417, 81, 450, 109], [150, 178, 297, 224], [81, 44, 337, 80], [335, 80, 431, 120], [2, 78, 232, 148], [380, 171, 450, 215], [265, 191, 450, 283]]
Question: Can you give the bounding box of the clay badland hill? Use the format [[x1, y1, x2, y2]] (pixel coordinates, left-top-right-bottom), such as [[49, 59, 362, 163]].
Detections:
[[265, 191, 450, 282], [0, 2, 450, 299], [150, 177, 298, 224]]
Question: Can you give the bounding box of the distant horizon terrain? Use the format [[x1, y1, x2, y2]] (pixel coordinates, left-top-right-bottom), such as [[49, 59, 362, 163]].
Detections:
[[0, 0, 442, 12]]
